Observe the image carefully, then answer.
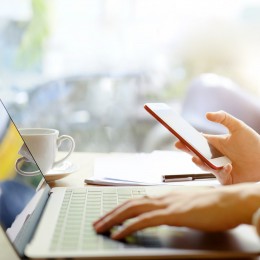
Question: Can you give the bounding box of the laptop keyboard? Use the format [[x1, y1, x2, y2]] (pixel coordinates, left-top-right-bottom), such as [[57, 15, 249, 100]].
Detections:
[[50, 187, 147, 251]]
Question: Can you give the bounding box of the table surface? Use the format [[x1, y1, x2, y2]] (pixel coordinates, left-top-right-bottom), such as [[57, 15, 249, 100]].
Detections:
[[49, 151, 99, 188]]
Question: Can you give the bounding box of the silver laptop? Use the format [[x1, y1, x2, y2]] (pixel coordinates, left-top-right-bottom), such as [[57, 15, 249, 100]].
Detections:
[[0, 99, 260, 259]]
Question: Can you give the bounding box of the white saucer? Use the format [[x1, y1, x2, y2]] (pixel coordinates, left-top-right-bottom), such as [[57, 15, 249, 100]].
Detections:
[[44, 161, 79, 182]]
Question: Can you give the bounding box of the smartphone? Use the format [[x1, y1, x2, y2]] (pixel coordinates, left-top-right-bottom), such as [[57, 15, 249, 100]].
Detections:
[[144, 103, 231, 170]]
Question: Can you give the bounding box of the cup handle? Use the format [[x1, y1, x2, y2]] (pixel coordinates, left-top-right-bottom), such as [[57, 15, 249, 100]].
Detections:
[[15, 157, 41, 176], [53, 135, 75, 167]]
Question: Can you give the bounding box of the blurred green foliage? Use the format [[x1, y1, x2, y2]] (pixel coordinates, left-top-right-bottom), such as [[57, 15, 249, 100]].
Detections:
[[16, 0, 50, 69]]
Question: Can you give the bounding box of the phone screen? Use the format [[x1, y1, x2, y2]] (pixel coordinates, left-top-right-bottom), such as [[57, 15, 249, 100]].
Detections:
[[144, 103, 223, 160]]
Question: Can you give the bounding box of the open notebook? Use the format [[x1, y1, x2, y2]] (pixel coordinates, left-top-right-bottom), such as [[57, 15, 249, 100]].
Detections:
[[85, 151, 220, 186]]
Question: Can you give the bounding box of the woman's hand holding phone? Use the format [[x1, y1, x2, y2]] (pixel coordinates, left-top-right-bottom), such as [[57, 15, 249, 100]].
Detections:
[[175, 111, 260, 185]]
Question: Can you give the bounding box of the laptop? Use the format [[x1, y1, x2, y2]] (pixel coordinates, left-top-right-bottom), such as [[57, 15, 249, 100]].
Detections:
[[0, 99, 260, 259]]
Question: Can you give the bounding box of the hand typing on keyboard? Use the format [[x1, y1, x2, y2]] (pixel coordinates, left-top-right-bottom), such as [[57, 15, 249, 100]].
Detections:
[[93, 184, 260, 240]]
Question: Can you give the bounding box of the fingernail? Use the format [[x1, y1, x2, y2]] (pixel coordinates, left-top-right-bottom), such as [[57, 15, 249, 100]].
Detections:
[[92, 220, 99, 226]]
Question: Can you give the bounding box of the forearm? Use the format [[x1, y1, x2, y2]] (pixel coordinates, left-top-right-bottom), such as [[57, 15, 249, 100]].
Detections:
[[239, 184, 260, 235], [223, 183, 260, 226]]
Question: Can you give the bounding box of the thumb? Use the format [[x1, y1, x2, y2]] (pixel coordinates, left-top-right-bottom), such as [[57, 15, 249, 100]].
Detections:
[[206, 111, 243, 133], [203, 133, 226, 155]]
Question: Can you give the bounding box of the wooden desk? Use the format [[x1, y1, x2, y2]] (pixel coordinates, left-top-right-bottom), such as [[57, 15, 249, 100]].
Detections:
[[49, 152, 99, 188]]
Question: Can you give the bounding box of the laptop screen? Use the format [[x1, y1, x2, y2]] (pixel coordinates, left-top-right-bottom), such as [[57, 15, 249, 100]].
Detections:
[[0, 100, 49, 256]]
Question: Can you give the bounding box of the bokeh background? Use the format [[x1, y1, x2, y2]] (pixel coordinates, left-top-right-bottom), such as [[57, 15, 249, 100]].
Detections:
[[1, 0, 260, 152]]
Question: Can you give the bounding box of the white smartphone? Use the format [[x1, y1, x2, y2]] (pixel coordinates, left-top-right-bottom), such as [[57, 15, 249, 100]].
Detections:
[[144, 103, 231, 170]]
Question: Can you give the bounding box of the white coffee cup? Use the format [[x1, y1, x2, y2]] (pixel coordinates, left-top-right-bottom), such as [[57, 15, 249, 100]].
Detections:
[[15, 128, 75, 176]]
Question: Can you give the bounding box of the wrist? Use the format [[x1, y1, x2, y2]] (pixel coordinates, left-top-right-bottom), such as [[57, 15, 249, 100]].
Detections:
[[239, 184, 260, 225]]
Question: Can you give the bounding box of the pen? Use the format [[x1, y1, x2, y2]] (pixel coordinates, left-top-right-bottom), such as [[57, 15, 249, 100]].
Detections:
[[162, 173, 215, 182], [163, 177, 193, 182]]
